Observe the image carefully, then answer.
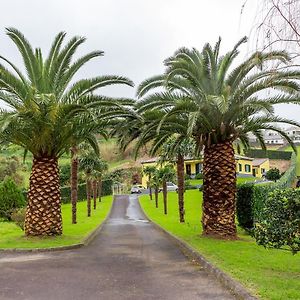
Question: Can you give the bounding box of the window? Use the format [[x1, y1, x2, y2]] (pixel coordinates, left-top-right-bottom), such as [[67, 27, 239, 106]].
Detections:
[[245, 164, 251, 172], [238, 164, 242, 172], [261, 168, 265, 174]]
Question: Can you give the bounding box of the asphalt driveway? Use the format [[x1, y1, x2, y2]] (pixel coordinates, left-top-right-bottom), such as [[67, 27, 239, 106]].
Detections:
[[0, 195, 235, 300]]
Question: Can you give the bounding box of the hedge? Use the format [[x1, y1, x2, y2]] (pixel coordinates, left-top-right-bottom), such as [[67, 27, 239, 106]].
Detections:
[[254, 188, 300, 254], [237, 153, 297, 230], [23, 179, 113, 204], [244, 148, 292, 160], [60, 179, 113, 204]]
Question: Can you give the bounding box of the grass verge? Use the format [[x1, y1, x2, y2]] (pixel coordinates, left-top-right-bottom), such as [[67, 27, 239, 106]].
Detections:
[[139, 190, 300, 300], [0, 195, 113, 249]]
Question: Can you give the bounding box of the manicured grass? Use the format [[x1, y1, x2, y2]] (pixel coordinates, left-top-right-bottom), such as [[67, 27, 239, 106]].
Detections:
[[285, 145, 300, 176], [0, 195, 113, 249], [139, 191, 300, 300]]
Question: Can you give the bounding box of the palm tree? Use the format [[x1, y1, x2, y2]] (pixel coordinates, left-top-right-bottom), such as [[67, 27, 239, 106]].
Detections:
[[152, 169, 161, 208], [79, 151, 106, 216], [137, 37, 300, 238], [159, 138, 196, 222], [143, 165, 156, 200], [158, 165, 175, 215], [0, 28, 133, 235], [95, 159, 108, 203]]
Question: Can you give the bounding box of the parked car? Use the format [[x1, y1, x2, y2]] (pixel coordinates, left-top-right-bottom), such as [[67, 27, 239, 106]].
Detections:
[[166, 182, 178, 192], [130, 185, 146, 194]]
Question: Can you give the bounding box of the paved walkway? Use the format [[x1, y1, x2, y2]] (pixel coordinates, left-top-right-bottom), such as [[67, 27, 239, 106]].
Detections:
[[0, 195, 235, 300]]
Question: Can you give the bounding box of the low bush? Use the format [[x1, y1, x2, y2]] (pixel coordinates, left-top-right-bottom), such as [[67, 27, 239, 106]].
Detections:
[[236, 183, 254, 230], [10, 207, 26, 231], [60, 179, 113, 204], [0, 177, 26, 220], [266, 168, 281, 181], [254, 188, 300, 254], [195, 173, 204, 180], [237, 153, 297, 230]]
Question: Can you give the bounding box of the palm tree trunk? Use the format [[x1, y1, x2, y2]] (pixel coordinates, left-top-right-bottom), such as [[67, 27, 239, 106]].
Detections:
[[148, 175, 153, 201], [154, 186, 159, 208], [86, 175, 92, 217], [162, 180, 167, 214], [98, 177, 102, 202], [177, 153, 185, 222], [93, 179, 97, 209], [202, 141, 237, 239], [70, 146, 78, 224], [24, 156, 62, 236]]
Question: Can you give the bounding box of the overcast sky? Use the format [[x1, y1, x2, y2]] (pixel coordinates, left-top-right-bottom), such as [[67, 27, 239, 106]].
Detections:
[[1, 0, 300, 122]]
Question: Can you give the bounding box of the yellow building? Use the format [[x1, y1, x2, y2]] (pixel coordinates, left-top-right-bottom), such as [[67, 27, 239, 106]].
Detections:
[[141, 155, 269, 186]]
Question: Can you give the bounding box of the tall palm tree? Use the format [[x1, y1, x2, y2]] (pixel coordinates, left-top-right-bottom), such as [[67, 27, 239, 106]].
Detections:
[[95, 159, 109, 203], [143, 165, 156, 200], [158, 165, 175, 215], [0, 28, 133, 235], [137, 37, 300, 238], [79, 151, 106, 216], [159, 138, 196, 222]]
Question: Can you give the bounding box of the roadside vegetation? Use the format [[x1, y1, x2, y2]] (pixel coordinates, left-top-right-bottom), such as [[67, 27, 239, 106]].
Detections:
[[139, 191, 300, 300], [0, 196, 113, 249]]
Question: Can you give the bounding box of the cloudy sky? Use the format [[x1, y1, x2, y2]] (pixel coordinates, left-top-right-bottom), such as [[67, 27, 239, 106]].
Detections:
[[1, 0, 300, 121]]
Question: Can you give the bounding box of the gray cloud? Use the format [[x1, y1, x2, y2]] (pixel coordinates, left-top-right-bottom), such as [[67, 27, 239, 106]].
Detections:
[[0, 0, 300, 121]]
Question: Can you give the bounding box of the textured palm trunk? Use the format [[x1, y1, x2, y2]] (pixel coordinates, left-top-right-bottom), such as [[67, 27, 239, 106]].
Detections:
[[25, 156, 62, 236], [154, 186, 159, 208], [177, 153, 185, 222], [98, 177, 102, 202], [162, 180, 167, 215], [202, 141, 237, 239], [70, 146, 78, 224], [92, 179, 97, 209], [86, 174, 92, 217]]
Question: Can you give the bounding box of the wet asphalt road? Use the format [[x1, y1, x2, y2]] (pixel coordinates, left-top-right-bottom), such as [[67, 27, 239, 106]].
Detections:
[[0, 195, 235, 300]]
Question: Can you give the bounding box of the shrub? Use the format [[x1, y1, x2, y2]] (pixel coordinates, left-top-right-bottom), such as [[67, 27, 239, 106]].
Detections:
[[266, 168, 281, 181], [236, 153, 297, 230], [11, 207, 26, 231], [236, 183, 254, 230], [195, 173, 204, 180], [60, 164, 71, 185], [254, 188, 300, 254], [0, 177, 26, 220], [60, 179, 113, 204]]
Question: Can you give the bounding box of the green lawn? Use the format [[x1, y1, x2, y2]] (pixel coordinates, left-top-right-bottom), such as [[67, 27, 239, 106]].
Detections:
[[189, 176, 257, 186], [285, 145, 300, 176], [139, 191, 300, 300], [0, 195, 113, 249]]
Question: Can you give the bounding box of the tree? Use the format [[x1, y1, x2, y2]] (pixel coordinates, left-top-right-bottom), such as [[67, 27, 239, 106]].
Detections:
[[79, 152, 106, 216], [266, 167, 281, 182], [0, 29, 133, 235], [136, 38, 300, 239], [158, 138, 196, 222], [94, 159, 108, 203], [143, 165, 156, 201], [158, 165, 175, 215], [152, 170, 161, 208]]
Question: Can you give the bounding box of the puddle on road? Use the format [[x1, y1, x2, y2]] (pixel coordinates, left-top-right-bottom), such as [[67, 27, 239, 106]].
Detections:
[[108, 195, 149, 226], [126, 195, 149, 223]]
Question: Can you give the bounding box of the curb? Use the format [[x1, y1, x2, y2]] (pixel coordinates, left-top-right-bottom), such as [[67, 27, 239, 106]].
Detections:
[[138, 197, 258, 300], [0, 197, 115, 254]]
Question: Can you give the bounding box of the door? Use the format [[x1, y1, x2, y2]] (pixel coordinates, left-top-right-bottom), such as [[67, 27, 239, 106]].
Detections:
[[186, 164, 191, 175]]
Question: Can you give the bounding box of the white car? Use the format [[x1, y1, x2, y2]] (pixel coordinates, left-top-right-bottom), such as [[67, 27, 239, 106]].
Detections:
[[130, 185, 146, 194], [166, 182, 178, 192]]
